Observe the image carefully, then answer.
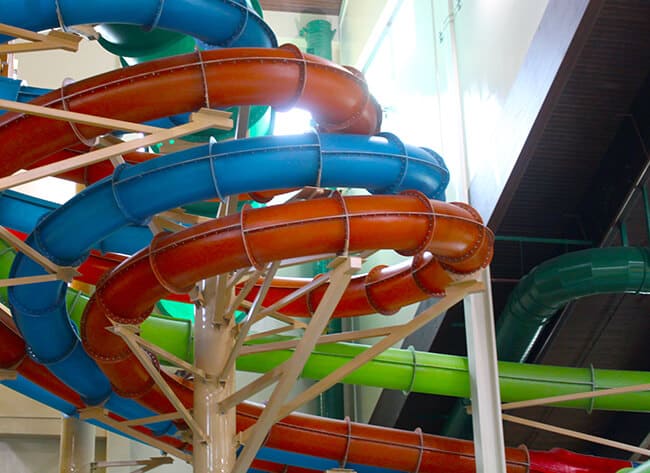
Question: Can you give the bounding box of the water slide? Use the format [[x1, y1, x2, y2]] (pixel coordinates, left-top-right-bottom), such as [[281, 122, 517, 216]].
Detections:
[[0, 3, 645, 473], [2, 205, 650, 414]]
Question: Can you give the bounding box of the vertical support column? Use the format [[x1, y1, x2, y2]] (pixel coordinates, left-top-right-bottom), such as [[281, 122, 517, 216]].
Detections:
[[58, 416, 96, 473], [463, 268, 506, 472], [441, 0, 507, 470], [193, 275, 237, 473]]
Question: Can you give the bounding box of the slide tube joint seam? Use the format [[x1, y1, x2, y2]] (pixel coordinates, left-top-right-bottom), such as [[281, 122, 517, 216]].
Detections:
[[112, 164, 153, 227], [277, 44, 307, 112]]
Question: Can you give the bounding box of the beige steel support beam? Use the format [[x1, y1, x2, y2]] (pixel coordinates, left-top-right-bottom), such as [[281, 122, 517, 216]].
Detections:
[[0, 273, 62, 287], [161, 209, 212, 226], [232, 256, 362, 473], [218, 365, 285, 414], [79, 408, 191, 463], [91, 456, 173, 473], [193, 193, 240, 473], [0, 99, 165, 134], [502, 414, 650, 457], [59, 416, 95, 473], [241, 325, 401, 355], [0, 109, 232, 191], [500, 383, 650, 411], [256, 271, 334, 320], [238, 279, 483, 446], [240, 299, 306, 327], [220, 262, 281, 381], [244, 325, 304, 343], [0, 225, 79, 283], [108, 326, 207, 443], [109, 325, 205, 379], [151, 215, 186, 233], [0, 369, 17, 381], [226, 267, 266, 319], [0, 24, 81, 54], [120, 412, 185, 428]]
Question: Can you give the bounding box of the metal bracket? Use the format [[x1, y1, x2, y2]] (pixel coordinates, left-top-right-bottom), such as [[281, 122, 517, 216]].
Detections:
[[79, 408, 191, 463], [0, 369, 18, 381], [0, 23, 81, 54], [91, 456, 173, 473], [108, 325, 207, 443]]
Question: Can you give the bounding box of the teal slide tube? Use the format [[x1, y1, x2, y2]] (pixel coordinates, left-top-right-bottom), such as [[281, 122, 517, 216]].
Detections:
[[444, 246, 650, 437], [497, 247, 650, 362]]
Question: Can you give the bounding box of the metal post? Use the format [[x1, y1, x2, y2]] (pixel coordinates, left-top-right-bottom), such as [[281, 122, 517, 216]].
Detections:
[[463, 268, 507, 473], [440, 0, 507, 468], [193, 275, 237, 473], [59, 416, 96, 473]]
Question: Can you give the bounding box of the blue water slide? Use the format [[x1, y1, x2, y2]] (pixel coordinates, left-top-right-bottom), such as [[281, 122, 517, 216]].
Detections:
[[0, 77, 51, 117], [0, 190, 152, 255], [0, 0, 276, 48], [3, 375, 78, 415], [8, 132, 447, 427]]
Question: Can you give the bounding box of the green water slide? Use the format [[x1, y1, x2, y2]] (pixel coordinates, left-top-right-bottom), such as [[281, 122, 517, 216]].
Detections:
[[2, 240, 650, 412]]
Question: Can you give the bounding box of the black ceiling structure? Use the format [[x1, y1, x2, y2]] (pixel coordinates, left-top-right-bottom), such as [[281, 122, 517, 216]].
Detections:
[[371, 0, 650, 460]]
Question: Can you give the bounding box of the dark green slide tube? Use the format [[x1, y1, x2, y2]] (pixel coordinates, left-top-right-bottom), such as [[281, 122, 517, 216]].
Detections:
[[497, 247, 650, 362], [443, 246, 650, 438]]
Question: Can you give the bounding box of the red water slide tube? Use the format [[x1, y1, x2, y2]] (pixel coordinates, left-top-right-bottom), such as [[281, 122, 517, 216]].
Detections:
[[0, 311, 85, 409], [0, 45, 380, 177], [0, 312, 195, 450]]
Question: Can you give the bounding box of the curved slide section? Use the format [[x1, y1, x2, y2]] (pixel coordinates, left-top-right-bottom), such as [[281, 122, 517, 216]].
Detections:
[[1, 236, 649, 413], [443, 246, 650, 438], [8, 132, 447, 418], [0, 0, 276, 48], [0, 77, 50, 111], [80, 193, 491, 407], [497, 246, 650, 362], [0, 46, 381, 177], [2, 4, 639, 473]]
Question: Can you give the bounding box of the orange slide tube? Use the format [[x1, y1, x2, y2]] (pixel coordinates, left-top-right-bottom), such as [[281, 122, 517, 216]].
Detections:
[[0, 45, 380, 177], [78, 193, 508, 473]]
